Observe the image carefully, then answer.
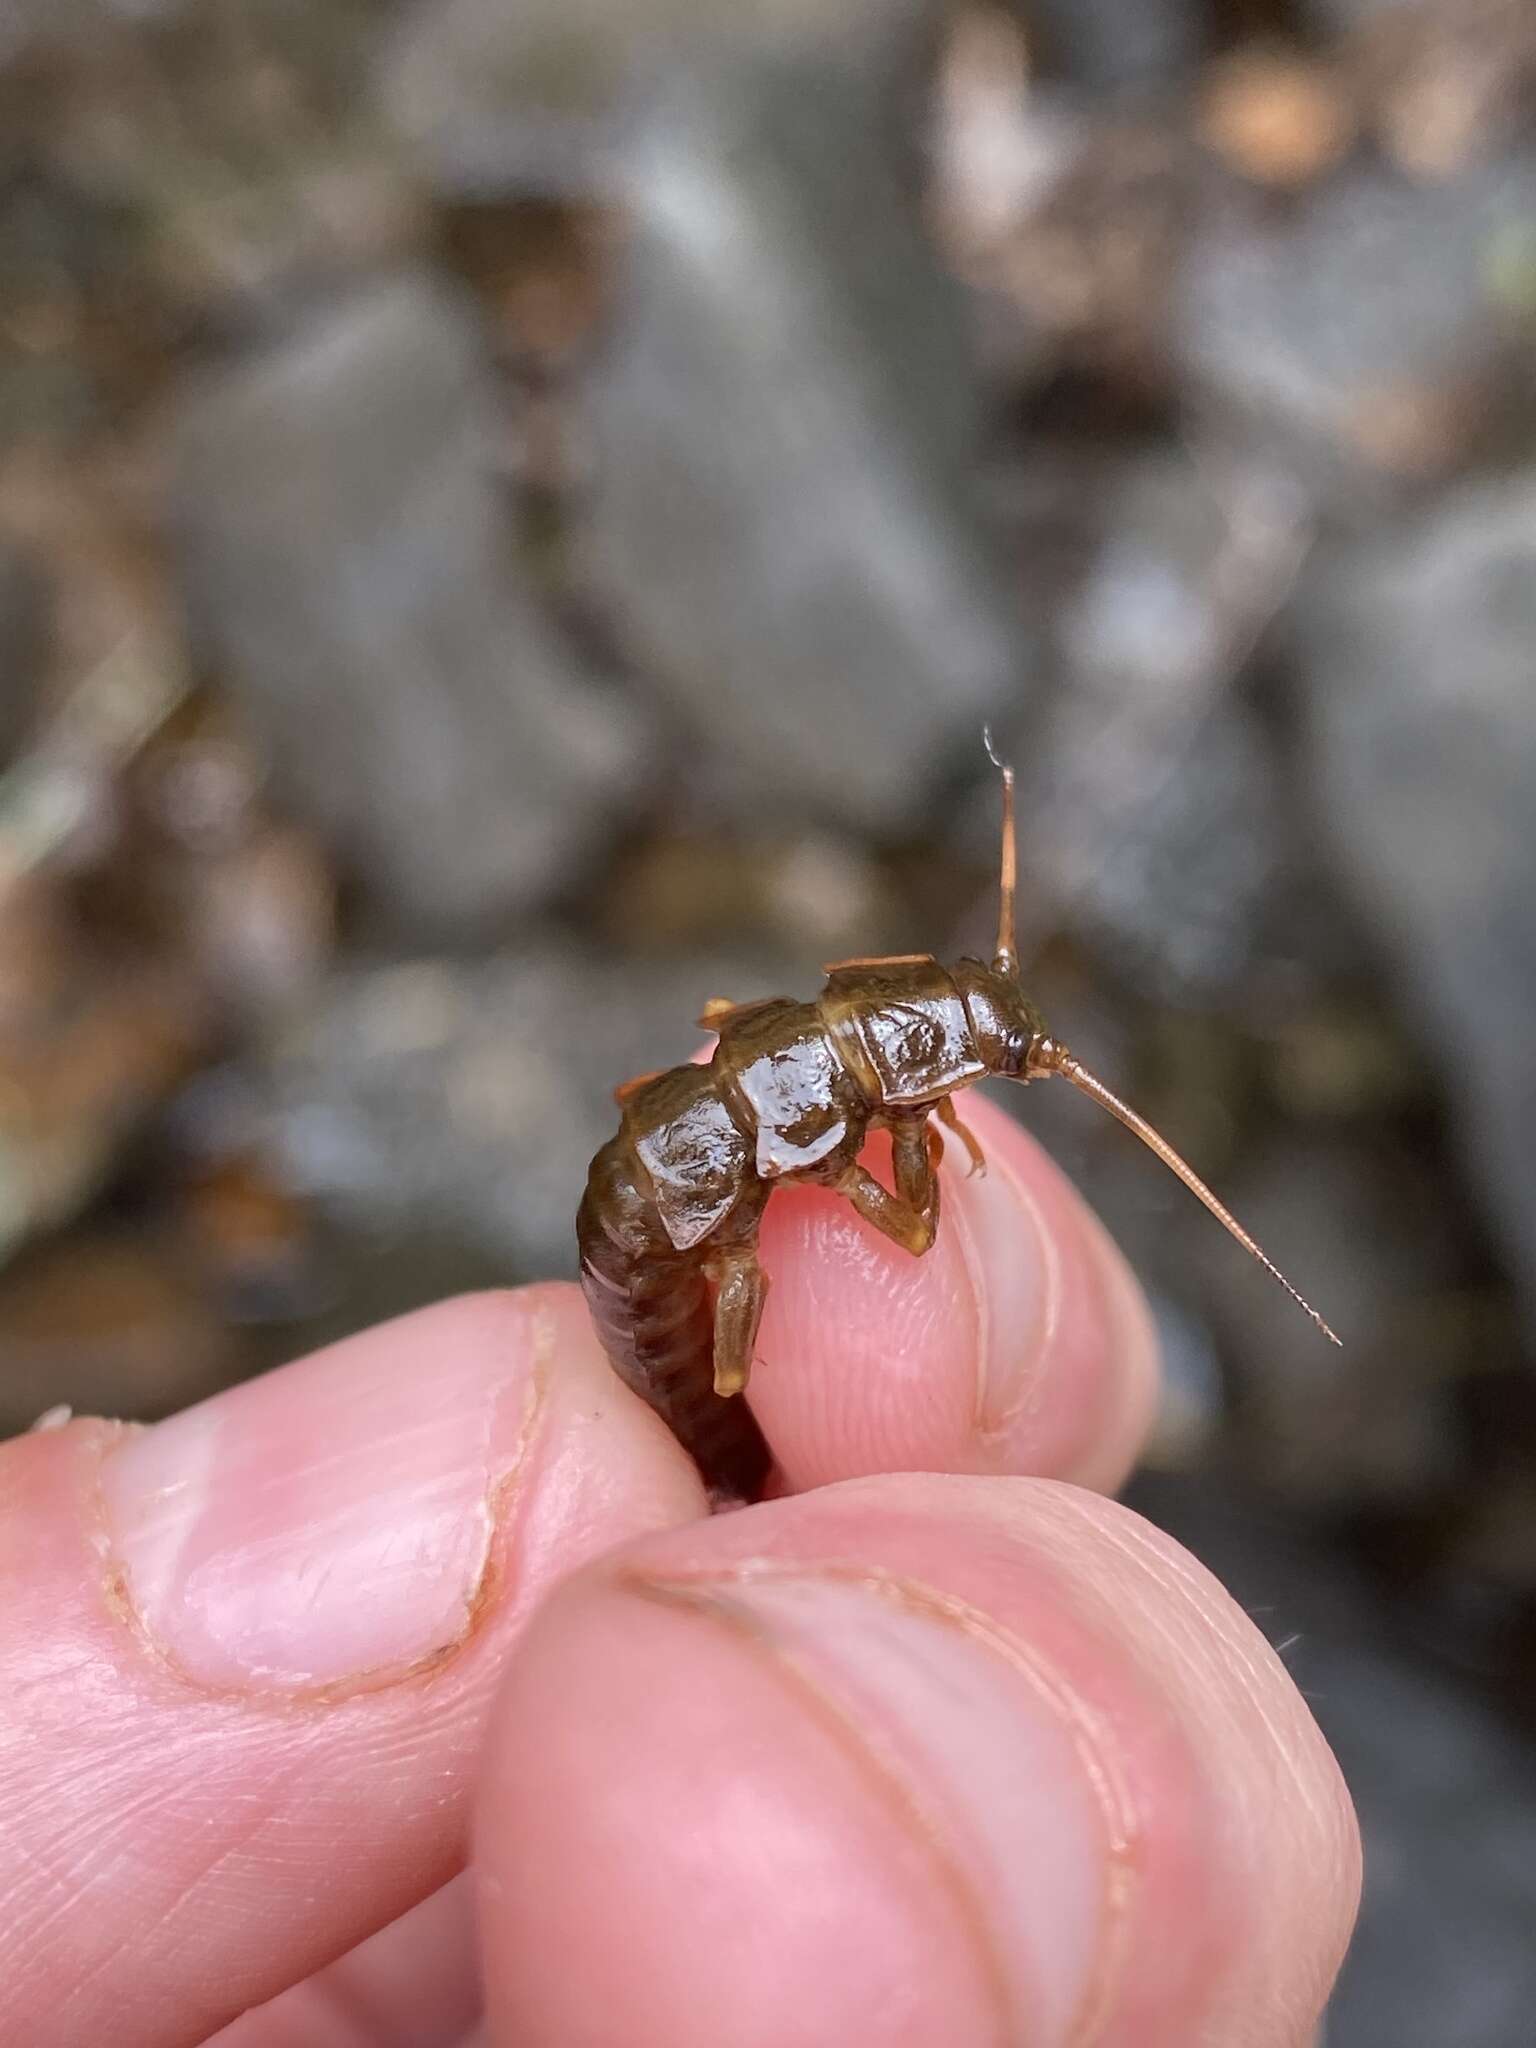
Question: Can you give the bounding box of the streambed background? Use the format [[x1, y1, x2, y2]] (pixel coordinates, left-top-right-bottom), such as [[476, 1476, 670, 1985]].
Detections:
[[1, 3, 1534, 2036]]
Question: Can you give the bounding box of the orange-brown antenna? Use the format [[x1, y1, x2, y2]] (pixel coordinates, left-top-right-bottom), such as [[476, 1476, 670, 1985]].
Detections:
[[983, 726, 1018, 977], [1041, 1042, 1341, 1346]]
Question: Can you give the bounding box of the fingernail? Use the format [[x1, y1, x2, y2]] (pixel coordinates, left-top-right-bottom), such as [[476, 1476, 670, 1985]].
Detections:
[[650, 1568, 1122, 2043], [99, 1296, 546, 1693], [941, 1130, 1056, 1433]]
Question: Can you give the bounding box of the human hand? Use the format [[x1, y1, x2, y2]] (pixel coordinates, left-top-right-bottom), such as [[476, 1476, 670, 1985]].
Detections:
[[0, 1095, 1359, 2046]]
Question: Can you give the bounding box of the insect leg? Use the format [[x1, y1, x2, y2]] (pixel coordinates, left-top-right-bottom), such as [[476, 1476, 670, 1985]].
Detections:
[[838, 1115, 942, 1258], [705, 1243, 770, 1397], [935, 1094, 987, 1177], [892, 1113, 944, 1247]]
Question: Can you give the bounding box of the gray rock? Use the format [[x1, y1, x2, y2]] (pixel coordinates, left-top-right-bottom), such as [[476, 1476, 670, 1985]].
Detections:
[[254, 945, 800, 1280], [0, 1228, 242, 1440], [1140, 1288, 1225, 1472], [1183, 1134, 1468, 1506], [1129, 1472, 1536, 2048], [0, 0, 181, 65], [0, 543, 47, 766], [1019, 0, 1206, 97], [1301, 0, 1418, 30], [1293, 473, 1536, 1328], [1176, 160, 1536, 487], [1004, 449, 1304, 1000], [378, 0, 937, 197], [580, 59, 1035, 832], [170, 273, 649, 941]]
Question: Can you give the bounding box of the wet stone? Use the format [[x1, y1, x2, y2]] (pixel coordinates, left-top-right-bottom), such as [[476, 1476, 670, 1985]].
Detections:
[[0, 0, 183, 68], [170, 273, 650, 942], [1292, 470, 1536, 1330], [0, 962, 209, 1263], [0, 1228, 240, 1439], [1021, 0, 1207, 98], [1197, 47, 1357, 191], [952, 111, 1190, 404], [1181, 1132, 1470, 1507], [378, 0, 937, 199], [1344, 0, 1536, 183], [580, 57, 1035, 832], [1175, 158, 1536, 487], [1299, 0, 1418, 32], [1130, 1471, 1536, 2048], [0, 541, 47, 764], [1000, 448, 1301, 1002]]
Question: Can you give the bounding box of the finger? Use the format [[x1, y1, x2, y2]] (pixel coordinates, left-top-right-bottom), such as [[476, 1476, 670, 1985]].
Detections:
[[207, 1877, 478, 2048], [476, 1475, 1359, 2048], [749, 1091, 1160, 1494], [0, 1285, 703, 2048]]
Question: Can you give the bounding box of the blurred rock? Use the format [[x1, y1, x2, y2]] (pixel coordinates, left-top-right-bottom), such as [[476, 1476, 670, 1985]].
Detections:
[[0, 627, 191, 889], [5, 4, 419, 328], [256, 945, 799, 1279], [0, 1228, 238, 1438], [121, 704, 337, 1020], [1021, 0, 1207, 97], [0, 465, 194, 879], [1302, 0, 1417, 29], [1261, 996, 1426, 1123], [981, 115, 1190, 400], [171, 273, 649, 941], [0, 139, 178, 440], [0, 962, 207, 1261], [178, 1151, 323, 1325], [0, 1, 183, 67], [1140, 1287, 1225, 1471], [581, 59, 1033, 831], [144, 156, 425, 329], [1347, 0, 1536, 182], [0, 874, 73, 1033], [378, 0, 937, 198], [0, 541, 47, 761], [1176, 158, 1536, 486], [1129, 1471, 1536, 2048], [932, 6, 1085, 330], [171, 824, 336, 1023], [603, 827, 892, 960], [0, 451, 176, 683], [444, 198, 614, 376], [1294, 473, 1536, 1330], [1198, 47, 1357, 191], [1186, 1133, 1469, 1505], [1005, 448, 1304, 1001], [759, 833, 892, 958]]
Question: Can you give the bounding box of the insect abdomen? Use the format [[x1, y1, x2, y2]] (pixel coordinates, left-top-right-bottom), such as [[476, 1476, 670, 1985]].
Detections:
[[576, 1133, 771, 1502]]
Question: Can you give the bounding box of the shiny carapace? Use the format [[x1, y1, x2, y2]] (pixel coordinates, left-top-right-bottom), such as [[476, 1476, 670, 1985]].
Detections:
[[578, 743, 1338, 1500]]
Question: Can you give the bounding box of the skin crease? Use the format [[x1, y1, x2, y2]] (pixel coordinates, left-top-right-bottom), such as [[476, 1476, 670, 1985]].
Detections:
[[0, 1103, 1360, 2048]]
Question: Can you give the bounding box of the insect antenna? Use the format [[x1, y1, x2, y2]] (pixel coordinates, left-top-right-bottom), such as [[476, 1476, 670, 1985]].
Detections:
[[1044, 1044, 1342, 1346], [983, 725, 1018, 977]]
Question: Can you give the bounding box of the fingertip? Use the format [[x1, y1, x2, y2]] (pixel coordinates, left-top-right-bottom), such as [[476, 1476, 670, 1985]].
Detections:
[[0, 1285, 706, 2046], [476, 1568, 1004, 2048], [747, 1094, 1161, 1495], [475, 1478, 1359, 2048]]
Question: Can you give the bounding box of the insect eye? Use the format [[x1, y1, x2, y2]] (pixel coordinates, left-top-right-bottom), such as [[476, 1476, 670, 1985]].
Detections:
[[1004, 1026, 1033, 1075]]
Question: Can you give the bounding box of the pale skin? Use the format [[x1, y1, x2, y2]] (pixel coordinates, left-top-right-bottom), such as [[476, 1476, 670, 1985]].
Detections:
[[0, 1095, 1359, 2048]]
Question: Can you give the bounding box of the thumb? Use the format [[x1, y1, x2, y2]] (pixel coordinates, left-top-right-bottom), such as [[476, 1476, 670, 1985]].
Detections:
[[474, 1474, 1360, 2047]]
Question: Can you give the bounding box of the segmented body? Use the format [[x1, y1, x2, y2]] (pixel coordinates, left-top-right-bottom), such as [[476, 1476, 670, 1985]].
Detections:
[[578, 748, 1339, 1502], [577, 957, 1030, 1499]]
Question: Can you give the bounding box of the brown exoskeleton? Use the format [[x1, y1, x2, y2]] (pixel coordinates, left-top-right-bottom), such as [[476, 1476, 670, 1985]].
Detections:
[[578, 742, 1339, 1501]]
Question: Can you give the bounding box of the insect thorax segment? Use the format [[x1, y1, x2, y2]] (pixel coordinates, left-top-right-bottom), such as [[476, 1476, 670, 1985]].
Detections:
[[817, 957, 988, 1110]]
